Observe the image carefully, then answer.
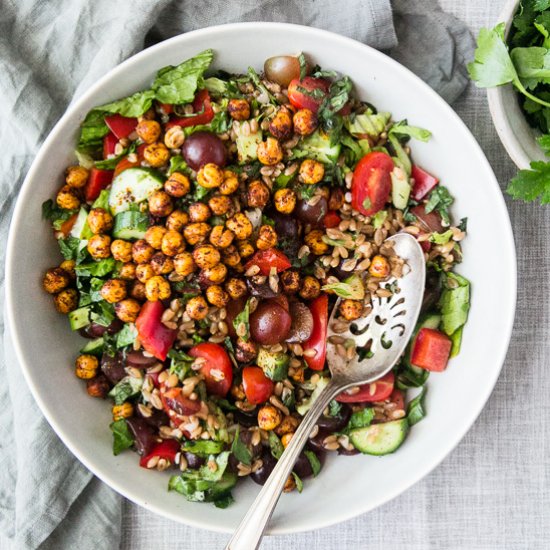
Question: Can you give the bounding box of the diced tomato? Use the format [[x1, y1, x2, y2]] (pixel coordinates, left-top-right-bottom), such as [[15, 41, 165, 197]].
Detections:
[[242, 366, 274, 405], [336, 372, 395, 403], [139, 439, 180, 468], [103, 132, 118, 159], [85, 168, 114, 202], [303, 294, 328, 371], [410, 204, 443, 233], [135, 301, 177, 361], [244, 248, 292, 276], [104, 114, 137, 140], [161, 387, 202, 416], [419, 239, 431, 253], [411, 165, 439, 201], [114, 157, 139, 177], [165, 89, 214, 129], [389, 388, 405, 410], [188, 343, 233, 397], [288, 77, 330, 113], [351, 152, 394, 216], [411, 328, 452, 372], [158, 102, 173, 115], [136, 143, 148, 158], [324, 211, 341, 228], [58, 212, 78, 237]]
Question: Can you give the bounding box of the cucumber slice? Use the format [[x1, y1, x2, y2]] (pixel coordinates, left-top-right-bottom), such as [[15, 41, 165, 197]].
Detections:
[[113, 211, 149, 240], [68, 306, 91, 331], [298, 130, 341, 164], [391, 167, 411, 210], [350, 419, 409, 455], [69, 207, 92, 239], [108, 167, 164, 215], [420, 313, 442, 331], [80, 337, 104, 356]]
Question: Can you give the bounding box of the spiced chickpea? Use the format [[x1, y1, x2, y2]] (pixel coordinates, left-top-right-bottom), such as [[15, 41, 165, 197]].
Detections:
[[219, 170, 240, 195], [143, 142, 170, 167], [304, 229, 329, 255], [299, 275, 321, 300], [87, 234, 111, 259], [130, 281, 147, 301], [145, 275, 171, 301], [197, 163, 224, 188], [164, 172, 190, 198], [280, 269, 300, 294], [299, 159, 325, 184], [235, 240, 254, 259], [268, 108, 293, 140], [150, 252, 174, 275], [339, 299, 363, 321], [65, 165, 89, 189], [257, 137, 283, 166], [42, 267, 70, 294], [224, 277, 247, 300], [75, 354, 98, 380], [53, 288, 78, 314], [144, 226, 167, 250], [114, 298, 141, 323], [188, 202, 212, 223], [183, 222, 210, 246], [148, 190, 174, 217], [87, 208, 113, 234], [205, 285, 229, 308], [173, 252, 196, 277], [118, 262, 137, 280], [166, 210, 189, 232], [161, 230, 184, 257], [208, 194, 232, 216], [192, 244, 221, 270], [164, 126, 185, 149], [257, 404, 282, 431], [247, 180, 270, 208], [136, 119, 161, 144], [256, 224, 277, 250], [185, 296, 208, 320], [86, 375, 110, 398], [209, 225, 234, 249], [100, 279, 127, 304], [328, 187, 345, 211], [59, 260, 76, 279], [226, 212, 253, 240], [201, 263, 227, 284], [293, 108, 318, 135], [132, 239, 155, 264], [227, 98, 250, 120], [135, 263, 155, 283], [111, 239, 133, 262], [56, 185, 80, 210], [273, 188, 296, 214], [222, 245, 241, 267], [369, 255, 390, 278]]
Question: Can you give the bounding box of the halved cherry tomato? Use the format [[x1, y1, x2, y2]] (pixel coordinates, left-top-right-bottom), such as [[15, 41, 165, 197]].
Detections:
[[351, 152, 394, 216], [58, 212, 78, 237], [188, 343, 233, 397], [85, 168, 114, 202], [244, 248, 292, 276], [165, 89, 214, 129], [114, 157, 140, 177], [135, 301, 177, 361], [336, 372, 395, 403], [139, 439, 180, 468], [161, 387, 202, 416], [104, 114, 137, 140], [411, 165, 439, 201], [242, 366, 274, 405], [411, 328, 452, 372], [158, 102, 173, 115], [389, 388, 405, 410], [303, 294, 328, 371], [410, 204, 443, 233], [324, 210, 341, 228], [288, 77, 330, 113], [103, 132, 118, 159]]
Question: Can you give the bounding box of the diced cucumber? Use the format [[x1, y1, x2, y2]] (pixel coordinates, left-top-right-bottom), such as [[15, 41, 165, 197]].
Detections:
[[421, 313, 442, 331], [80, 337, 104, 356], [391, 167, 411, 210], [298, 130, 341, 164], [208, 472, 238, 500], [349, 419, 409, 455], [345, 110, 391, 138], [69, 207, 92, 239], [388, 134, 411, 176], [108, 167, 164, 215], [257, 348, 289, 381], [113, 211, 149, 240], [234, 121, 263, 163], [68, 306, 91, 330], [296, 376, 329, 416]]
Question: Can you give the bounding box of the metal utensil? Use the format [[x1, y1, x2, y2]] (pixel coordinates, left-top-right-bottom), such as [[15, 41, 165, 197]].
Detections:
[[225, 232, 426, 550]]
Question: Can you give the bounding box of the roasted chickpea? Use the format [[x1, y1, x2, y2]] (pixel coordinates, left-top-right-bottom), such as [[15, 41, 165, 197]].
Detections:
[[130, 281, 147, 301], [173, 251, 196, 276], [150, 252, 174, 275], [219, 170, 240, 195], [300, 159, 325, 184], [339, 299, 363, 321], [257, 137, 283, 166], [235, 338, 257, 363], [247, 180, 270, 208], [209, 225, 235, 249], [222, 245, 242, 267], [43, 267, 70, 294], [59, 259, 76, 279], [197, 163, 224, 188], [183, 222, 210, 246], [166, 210, 189, 232], [256, 224, 278, 250], [87, 234, 111, 259], [224, 277, 247, 300], [148, 190, 174, 217], [115, 298, 141, 323], [56, 185, 80, 210], [111, 239, 133, 262], [86, 375, 110, 398], [164, 126, 185, 149], [226, 212, 253, 240], [161, 229, 185, 257], [369, 255, 391, 278], [281, 433, 294, 448], [87, 208, 113, 234], [227, 98, 250, 120], [112, 402, 134, 421], [328, 187, 345, 211], [144, 226, 167, 250], [273, 188, 297, 214], [138, 108, 156, 121], [132, 239, 155, 264], [100, 279, 127, 304], [201, 263, 227, 284], [75, 354, 99, 380], [304, 229, 329, 255], [230, 383, 246, 401], [65, 165, 89, 189], [188, 202, 212, 223], [205, 285, 229, 308], [299, 275, 321, 300], [293, 108, 318, 136], [118, 262, 137, 280], [136, 119, 161, 144], [145, 275, 171, 301], [235, 240, 254, 259], [186, 295, 208, 320], [275, 415, 300, 437], [192, 244, 221, 270], [269, 108, 293, 140], [283, 475, 296, 493], [257, 404, 282, 431], [143, 142, 170, 167], [136, 263, 155, 283], [280, 269, 300, 294], [208, 194, 232, 216], [54, 288, 78, 313], [164, 172, 190, 198]]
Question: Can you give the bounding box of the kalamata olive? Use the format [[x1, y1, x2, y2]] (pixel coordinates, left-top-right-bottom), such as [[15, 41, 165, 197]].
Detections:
[[182, 131, 227, 170], [233, 408, 258, 427], [264, 56, 303, 87], [250, 301, 292, 345], [183, 451, 206, 470], [269, 211, 302, 259], [331, 259, 356, 280], [295, 197, 328, 226], [293, 449, 324, 479], [317, 403, 351, 432], [286, 301, 314, 343], [225, 297, 248, 339], [126, 417, 156, 456], [410, 204, 443, 233], [100, 352, 126, 384], [422, 268, 443, 313], [126, 350, 158, 368], [136, 405, 169, 429], [338, 446, 360, 456], [250, 450, 277, 485], [81, 319, 123, 338], [246, 277, 278, 299]]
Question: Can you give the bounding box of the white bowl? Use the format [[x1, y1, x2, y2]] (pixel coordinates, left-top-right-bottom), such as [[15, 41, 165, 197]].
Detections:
[[487, 0, 545, 169], [5, 23, 517, 534]]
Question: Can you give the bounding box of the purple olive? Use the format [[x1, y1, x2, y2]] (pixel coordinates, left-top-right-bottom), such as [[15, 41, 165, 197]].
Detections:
[[135, 405, 169, 429], [250, 301, 292, 345], [421, 268, 442, 313], [126, 350, 158, 369], [307, 428, 331, 453], [270, 211, 302, 258], [317, 403, 351, 432], [295, 197, 328, 226], [285, 301, 314, 343], [250, 451, 277, 485], [182, 131, 227, 170], [184, 451, 206, 470], [338, 446, 360, 456], [100, 352, 126, 384], [126, 417, 156, 456], [233, 409, 258, 428], [293, 449, 325, 479], [81, 319, 123, 338], [246, 277, 278, 299]]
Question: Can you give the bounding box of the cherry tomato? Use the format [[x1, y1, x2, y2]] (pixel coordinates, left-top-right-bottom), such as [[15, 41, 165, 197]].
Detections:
[[188, 342, 233, 397], [303, 294, 328, 371], [139, 439, 180, 468], [336, 372, 395, 403], [249, 301, 292, 345], [242, 366, 274, 405], [161, 387, 202, 416], [288, 77, 330, 113], [389, 388, 405, 410], [104, 114, 137, 140], [244, 248, 292, 276], [264, 56, 304, 86], [324, 210, 342, 228], [135, 301, 177, 361], [351, 152, 394, 216]]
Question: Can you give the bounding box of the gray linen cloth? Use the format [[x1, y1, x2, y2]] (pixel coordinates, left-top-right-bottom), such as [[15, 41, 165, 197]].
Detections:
[[0, 1, 473, 548]]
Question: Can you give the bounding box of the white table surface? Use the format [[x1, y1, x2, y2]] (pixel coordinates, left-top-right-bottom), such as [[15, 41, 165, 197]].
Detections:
[[121, 1, 550, 548]]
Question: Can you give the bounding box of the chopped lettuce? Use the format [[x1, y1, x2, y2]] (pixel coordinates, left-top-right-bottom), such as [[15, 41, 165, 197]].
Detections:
[[440, 272, 470, 345], [389, 120, 432, 142], [108, 376, 143, 405], [407, 386, 427, 426], [110, 419, 134, 456], [345, 109, 390, 137]]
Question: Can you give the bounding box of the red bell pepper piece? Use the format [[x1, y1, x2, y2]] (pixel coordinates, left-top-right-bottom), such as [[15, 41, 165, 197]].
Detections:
[[411, 165, 439, 201], [85, 168, 114, 202], [165, 89, 214, 129], [303, 294, 328, 371], [103, 132, 118, 159], [188, 343, 233, 397], [135, 301, 177, 361], [244, 248, 292, 276], [139, 439, 180, 468], [104, 114, 137, 140], [57, 212, 78, 237], [158, 102, 173, 115], [324, 211, 342, 228], [411, 328, 452, 372]]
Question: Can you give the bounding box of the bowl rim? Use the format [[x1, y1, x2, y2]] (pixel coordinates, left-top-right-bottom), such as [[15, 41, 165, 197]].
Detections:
[[5, 21, 517, 534]]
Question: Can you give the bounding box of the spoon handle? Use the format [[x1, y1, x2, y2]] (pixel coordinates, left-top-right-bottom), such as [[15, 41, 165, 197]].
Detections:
[[224, 379, 342, 550]]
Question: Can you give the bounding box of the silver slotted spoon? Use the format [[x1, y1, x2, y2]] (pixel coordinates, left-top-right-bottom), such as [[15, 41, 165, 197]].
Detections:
[[225, 232, 426, 550]]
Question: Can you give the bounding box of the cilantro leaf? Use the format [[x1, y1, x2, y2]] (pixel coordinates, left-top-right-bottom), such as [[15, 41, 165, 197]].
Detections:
[[425, 186, 454, 225], [407, 386, 427, 426], [507, 160, 550, 202], [110, 419, 134, 456], [537, 133, 550, 154], [230, 427, 252, 466]]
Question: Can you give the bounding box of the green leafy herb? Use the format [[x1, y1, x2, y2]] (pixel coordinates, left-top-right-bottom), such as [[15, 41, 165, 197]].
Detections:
[[345, 407, 375, 432], [210, 110, 230, 133], [440, 272, 470, 342], [98, 90, 156, 118], [273, 172, 295, 189], [328, 400, 342, 417], [214, 494, 235, 509], [389, 121, 432, 142], [203, 76, 228, 95], [372, 210, 388, 229], [115, 323, 137, 348], [407, 386, 427, 426], [298, 52, 308, 80], [75, 257, 117, 277], [507, 160, 550, 202], [396, 363, 430, 390], [110, 419, 134, 456], [92, 189, 111, 210], [292, 472, 304, 493], [168, 348, 195, 380], [268, 431, 284, 460], [458, 217, 468, 232], [167, 155, 189, 176], [232, 298, 251, 341], [425, 186, 454, 225], [58, 236, 82, 261], [42, 200, 77, 229], [230, 427, 252, 466], [182, 440, 225, 456], [317, 75, 353, 144], [429, 229, 454, 244], [247, 66, 277, 104], [303, 450, 321, 477], [108, 376, 143, 405], [322, 274, 365, 299], [77, 110, 110, 153], [90, 300, 115, 327]]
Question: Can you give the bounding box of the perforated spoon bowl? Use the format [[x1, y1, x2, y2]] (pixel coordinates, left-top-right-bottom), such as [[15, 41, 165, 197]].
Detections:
[[225, 232, 426, 550]]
